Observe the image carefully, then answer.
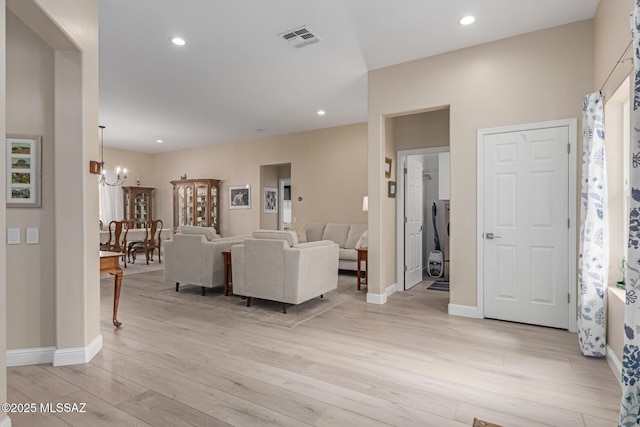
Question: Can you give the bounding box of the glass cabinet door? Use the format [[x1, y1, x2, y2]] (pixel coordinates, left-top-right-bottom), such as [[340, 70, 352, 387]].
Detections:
[[178, 186, 185, 226], [124, 191, 131, 220], [210, 186, 218, 231], [186, 186, 194, 226], [134, 193, 149, 227], [196, 184, 208, 227]]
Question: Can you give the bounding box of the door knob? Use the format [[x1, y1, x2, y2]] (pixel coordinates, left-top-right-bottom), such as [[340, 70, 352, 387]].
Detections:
[[485, 232, 501, 240]]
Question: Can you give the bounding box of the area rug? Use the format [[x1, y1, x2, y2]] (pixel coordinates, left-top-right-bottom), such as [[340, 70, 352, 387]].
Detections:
[[427, 280, 449, 292], [473, 418, 502, 427], [100, 259, 164, 278], [138, 272, 362, 328]]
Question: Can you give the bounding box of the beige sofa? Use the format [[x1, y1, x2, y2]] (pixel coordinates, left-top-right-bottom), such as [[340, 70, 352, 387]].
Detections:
[[296, 223, 367, 271], [231, 230, 338, 312], [164, 226, 248, 295]]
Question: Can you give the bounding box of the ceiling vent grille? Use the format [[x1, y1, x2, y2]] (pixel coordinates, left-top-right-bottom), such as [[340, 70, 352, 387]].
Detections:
[[278, 26, 321, 48]]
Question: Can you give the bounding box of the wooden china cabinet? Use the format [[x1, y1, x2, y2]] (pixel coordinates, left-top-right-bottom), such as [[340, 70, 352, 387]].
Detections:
[[170, 178, 220, 232], [122, 186, 155, 228]]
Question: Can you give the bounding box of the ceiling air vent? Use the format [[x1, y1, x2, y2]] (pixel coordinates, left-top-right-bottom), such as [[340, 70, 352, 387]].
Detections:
[[278, 26, 321, 48]]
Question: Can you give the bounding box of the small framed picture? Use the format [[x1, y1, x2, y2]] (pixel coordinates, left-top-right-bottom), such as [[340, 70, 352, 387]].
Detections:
[[384, 157, 392, 179], [6, 134, 42, 208], [229, 185, 251, 209], [388, 181, 397, 198], [264, 187, 278, 213]]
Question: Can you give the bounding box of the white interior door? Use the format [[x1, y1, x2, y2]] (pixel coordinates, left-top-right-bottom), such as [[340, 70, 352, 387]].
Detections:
[[405, 156, 423, 289], [483, 126, 569, 329]]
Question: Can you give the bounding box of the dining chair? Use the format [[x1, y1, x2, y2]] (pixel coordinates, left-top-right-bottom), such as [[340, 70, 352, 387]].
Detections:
[[129, 219, 163, 264], [101, 220, 130, 268]]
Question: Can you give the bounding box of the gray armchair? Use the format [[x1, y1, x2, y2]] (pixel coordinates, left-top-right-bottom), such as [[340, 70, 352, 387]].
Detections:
[[231, 230, 339, 312], [164, 226, 248, 295]]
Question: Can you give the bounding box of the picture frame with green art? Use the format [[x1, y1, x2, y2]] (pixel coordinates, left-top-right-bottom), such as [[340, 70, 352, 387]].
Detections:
[[6, 134, 42, 208]]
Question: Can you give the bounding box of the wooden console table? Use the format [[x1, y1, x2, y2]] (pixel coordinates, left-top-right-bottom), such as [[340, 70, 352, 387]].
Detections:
[[100, 251, 124, 327], [357, 248, 368, 290]]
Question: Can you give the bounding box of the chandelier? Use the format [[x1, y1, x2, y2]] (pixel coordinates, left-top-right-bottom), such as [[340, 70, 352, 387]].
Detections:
[[98, 125, 127, 186]]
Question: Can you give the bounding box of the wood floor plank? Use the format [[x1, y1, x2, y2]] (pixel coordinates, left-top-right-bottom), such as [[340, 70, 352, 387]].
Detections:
[[6, 385, 71, 427], [7, 365, 80, 404], [41, 363, 148, 406], [123, 348, 394, 427], [89, 349, 313, 427], [116, 389, 232, 427], [6, 270, 621, 426]]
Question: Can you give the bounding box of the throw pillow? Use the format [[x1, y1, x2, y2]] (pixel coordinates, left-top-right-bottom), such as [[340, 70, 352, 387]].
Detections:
[[286, 225, 308, 243], [355, 230, 368, 249]]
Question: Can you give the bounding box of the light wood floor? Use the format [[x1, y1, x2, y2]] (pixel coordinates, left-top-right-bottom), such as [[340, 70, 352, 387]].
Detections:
[[8, 270, 621, 426]]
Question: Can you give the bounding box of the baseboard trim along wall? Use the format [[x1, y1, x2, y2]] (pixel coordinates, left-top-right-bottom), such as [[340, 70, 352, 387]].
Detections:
[[448, 304, 480, 318], [53, 334, 103, 367], [6, 346, 55, 367], [0, 415, 12, 427], [8, 335, 104, 367], [606, 344, 622, 386], [366, 283, 397, 305]]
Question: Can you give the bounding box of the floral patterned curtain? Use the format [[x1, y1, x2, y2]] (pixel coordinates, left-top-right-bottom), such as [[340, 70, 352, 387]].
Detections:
[[620, 4, 640, 424], [578, 92, 608, 357]]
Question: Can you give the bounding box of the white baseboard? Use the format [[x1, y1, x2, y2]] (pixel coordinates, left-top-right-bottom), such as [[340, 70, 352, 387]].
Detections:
[[606, 344, 622, 386], [53, 334, 103, 367], [6, 346, 55, 367], [386, 283, 396, 297], [366, 283, 397, 305], [448, 304, 480, 318], [367, 292, 386, 304], [0, 415, 12, 427]]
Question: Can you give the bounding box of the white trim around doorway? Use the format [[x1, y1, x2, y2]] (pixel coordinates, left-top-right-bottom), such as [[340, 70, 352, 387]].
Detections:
[[476, 118, 577, 332]]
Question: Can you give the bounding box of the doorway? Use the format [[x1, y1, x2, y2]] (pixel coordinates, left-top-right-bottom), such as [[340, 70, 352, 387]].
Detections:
[[396, 146, 449, 292], [477, 119, 577, 331], [279, 178, 292, 230], [259, 163, 291, 230]]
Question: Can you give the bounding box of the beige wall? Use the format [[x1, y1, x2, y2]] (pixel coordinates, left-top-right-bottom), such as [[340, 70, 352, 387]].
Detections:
[[383, 118, 397, 288], [594, 0, 634, 99], [3, 0, 100, 361], [369, 20, 594, 302], [0, 0, 6, 417], [103, 146, 156, 189], [142, 123, 368, 236], [6, 10, 56, 349], [395, 108, 450, 151]]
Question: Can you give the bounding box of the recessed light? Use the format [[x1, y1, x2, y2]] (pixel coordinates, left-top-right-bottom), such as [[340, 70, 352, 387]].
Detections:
[[317, 110, 325, 116], [171, 37, 186, 46], [156, 139, 163, 143], [459, 16, 475, 26]]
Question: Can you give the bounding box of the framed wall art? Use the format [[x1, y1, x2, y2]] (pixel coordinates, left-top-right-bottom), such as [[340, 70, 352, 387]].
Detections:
[[229, 184, 251, 209], [385, 156, 392, 178], [388, 180, 397, 198], [264, 186, 278, 213], [6, 134, 42, 208]]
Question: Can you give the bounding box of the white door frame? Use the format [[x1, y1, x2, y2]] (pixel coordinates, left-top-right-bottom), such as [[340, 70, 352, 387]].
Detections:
[[279, 178, 291, 230], [396, 146, 449, 293], [476, 118, 578, 332]]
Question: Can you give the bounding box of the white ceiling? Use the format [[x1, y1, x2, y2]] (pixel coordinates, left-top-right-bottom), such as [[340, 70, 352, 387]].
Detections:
[[99, 0, 599, 153]]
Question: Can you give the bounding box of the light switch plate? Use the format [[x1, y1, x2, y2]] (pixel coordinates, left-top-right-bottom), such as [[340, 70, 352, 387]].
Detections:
[[7, 228, 20, 245], [26, 228, 39, 244]]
